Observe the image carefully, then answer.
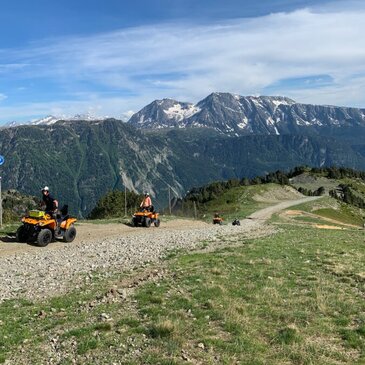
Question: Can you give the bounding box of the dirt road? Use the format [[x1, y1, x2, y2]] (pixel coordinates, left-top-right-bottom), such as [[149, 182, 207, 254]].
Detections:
[[0, 197, 322, 258], [247, 196, 322, 220], [0, 196, 321, 302], [0, 219, 208, 257]]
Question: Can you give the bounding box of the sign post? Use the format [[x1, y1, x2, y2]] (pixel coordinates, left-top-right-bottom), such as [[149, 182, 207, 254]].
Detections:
[[0, 155, 4, 228]]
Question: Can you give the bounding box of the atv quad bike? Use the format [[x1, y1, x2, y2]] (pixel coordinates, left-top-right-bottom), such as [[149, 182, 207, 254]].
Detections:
[[213, 213, 223, 225], [16, 206, 77, 247], [132, 208, 160, 228]]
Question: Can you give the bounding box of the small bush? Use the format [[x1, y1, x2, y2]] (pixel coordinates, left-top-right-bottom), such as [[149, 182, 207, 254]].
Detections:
[[147, 320, 175, 338]]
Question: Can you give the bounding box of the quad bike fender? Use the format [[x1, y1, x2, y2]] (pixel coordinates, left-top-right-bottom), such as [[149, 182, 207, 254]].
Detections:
[[134, 211, 159, 218], [60, 217, 77, 230], [22, 216, 57, 230]]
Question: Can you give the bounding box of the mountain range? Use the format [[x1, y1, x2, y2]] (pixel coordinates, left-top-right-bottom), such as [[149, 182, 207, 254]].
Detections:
[[3, 113, 108, 128], [1, 92, 365, 217], [128, 92, 365, 135]]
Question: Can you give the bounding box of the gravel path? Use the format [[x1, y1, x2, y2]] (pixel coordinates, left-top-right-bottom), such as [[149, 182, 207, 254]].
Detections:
[[0, 197, 320, 302]]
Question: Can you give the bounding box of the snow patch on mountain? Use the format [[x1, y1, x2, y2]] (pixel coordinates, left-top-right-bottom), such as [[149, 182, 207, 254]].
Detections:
[[30, 115, 60, 126], [4, 113, 108, 128], [237, 117, 249, 129], [164, 103, 200, 121]]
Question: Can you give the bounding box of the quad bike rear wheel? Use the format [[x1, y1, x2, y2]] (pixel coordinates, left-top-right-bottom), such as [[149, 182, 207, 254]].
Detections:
[[37, 229, 53, 247], [154, 219, 160, 227], [16, 225, 27, 243], [63, 225, 77, 242]]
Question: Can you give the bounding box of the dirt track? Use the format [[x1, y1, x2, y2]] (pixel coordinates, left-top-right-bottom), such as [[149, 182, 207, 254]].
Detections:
[[0, 197, 322, 258], [0, 196, 323, 302], [0, 219, 208, 257], [247, 196, 322, 219]]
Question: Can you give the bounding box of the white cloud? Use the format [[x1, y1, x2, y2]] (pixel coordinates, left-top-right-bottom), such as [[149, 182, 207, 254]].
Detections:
[[0, 93, 7, 102], [1, 1, 365, 122]]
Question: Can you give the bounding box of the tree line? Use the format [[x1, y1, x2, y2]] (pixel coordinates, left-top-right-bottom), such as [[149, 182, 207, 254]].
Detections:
[[88, 190, 143, 219], [183, 166, 365, 206], [4, 165, 365, 222], [329, 184, 365, 209]]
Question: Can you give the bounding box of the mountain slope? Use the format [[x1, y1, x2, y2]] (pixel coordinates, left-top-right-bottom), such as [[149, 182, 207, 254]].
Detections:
[[2, 118, 364, 217], [0, 119, 179, 216]]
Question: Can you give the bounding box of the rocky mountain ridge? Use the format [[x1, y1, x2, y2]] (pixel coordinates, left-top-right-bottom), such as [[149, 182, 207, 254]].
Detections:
[[3, 113, 108, 128], [128, 92, 365, 136]]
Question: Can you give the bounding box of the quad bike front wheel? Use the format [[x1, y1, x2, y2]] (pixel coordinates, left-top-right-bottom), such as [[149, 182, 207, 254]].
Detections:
[[144, 217, 151, 228], [37, 229, 53, 247], [154, 219, 160, 227], [16, 225, 28, 243], [63, 225, 77, 242]]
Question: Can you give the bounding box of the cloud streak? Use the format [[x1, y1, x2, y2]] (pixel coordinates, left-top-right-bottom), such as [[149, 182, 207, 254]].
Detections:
[[1, 1, 365, 122]]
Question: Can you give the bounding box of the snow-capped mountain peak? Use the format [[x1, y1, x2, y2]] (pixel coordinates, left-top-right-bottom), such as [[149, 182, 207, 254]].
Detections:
[[128, 98, 200, 128], [30, 115, 60, 126], [128, 92, 365, 136], [4, 113, 108, 129]]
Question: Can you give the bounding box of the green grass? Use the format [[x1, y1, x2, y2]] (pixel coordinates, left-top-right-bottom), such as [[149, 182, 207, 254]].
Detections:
[[341, 178, 365, 195], [0, 223, 19, 236], [130, 226, 365, 364], [292, 215, 328, 224], [2, 224, 365, 364], [290, 173, 339, 193], [281, 196, 364, 227], [314, 207, 364, 226], [200, 183, 295, 222]]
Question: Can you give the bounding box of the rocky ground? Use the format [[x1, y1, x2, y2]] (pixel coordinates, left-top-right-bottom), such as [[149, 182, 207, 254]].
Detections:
[[0, 197, 320, 303]]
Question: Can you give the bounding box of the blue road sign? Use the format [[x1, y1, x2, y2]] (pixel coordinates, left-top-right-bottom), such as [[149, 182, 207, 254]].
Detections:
[[0, 155, 4, 166]]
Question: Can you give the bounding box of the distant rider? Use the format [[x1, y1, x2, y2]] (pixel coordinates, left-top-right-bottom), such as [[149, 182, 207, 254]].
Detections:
[[41, 186, 59, 217], [140, 193, 153, 211]]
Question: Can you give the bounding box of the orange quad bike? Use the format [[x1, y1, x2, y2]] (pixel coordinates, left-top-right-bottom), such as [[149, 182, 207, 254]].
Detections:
[[16, 205, 77, 247], [132, 208, 160, 228], [213, 213, 223, 225]]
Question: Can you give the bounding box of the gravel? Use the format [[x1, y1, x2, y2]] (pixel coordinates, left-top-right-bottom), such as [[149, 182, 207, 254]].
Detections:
[[0, 220, 266, 302], [0, 197, 318, 302]]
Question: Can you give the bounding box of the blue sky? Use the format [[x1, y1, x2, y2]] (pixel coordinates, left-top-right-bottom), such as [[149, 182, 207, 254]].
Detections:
[[0, 0, 364, 123]]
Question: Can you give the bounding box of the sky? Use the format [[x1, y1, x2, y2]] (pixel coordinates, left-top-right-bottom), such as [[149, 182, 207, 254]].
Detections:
[[0, 0, 365, 123]]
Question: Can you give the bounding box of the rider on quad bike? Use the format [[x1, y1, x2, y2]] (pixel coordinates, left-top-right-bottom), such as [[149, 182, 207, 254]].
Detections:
[[41, 186, 58, 217], [140, 193, 153, 212], [132, 193, 160, 227], [16, 186, 77, 247]]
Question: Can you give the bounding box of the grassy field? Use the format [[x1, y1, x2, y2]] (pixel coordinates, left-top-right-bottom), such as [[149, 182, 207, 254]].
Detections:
[[1, 222, 364, 364], [282, 196, 364, 227], [290, 173, 339, 193], [199, 183, 301, 223]]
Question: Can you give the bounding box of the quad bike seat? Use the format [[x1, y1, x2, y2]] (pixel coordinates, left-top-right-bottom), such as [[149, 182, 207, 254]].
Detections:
[[139, 205, 155, 213], [57, 205, 70, 221]]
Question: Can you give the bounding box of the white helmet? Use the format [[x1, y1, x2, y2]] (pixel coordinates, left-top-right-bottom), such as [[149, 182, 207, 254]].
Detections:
[[41, 186, 49, 192], [145, 192, 150, 196]]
